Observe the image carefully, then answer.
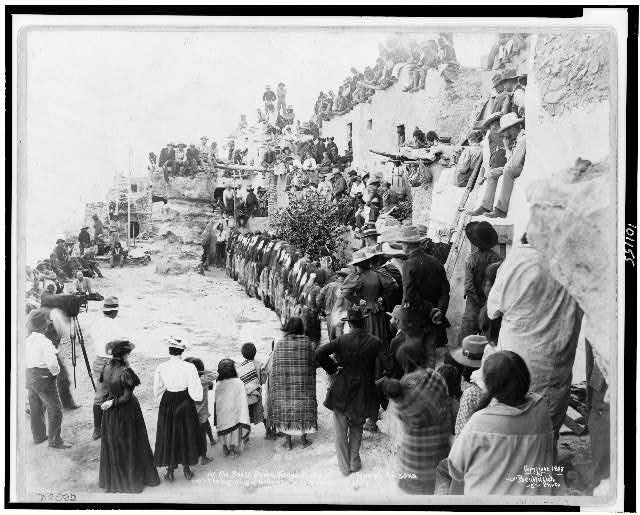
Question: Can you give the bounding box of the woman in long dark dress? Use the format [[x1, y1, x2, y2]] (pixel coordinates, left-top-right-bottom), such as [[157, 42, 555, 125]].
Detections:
[[98, 340, 160, 493], [153, 338, 204, 482]]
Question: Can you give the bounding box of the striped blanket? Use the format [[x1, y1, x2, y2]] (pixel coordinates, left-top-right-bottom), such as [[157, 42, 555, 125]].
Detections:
[[395, 369, 452, 494], [266, 335, 317, 435]]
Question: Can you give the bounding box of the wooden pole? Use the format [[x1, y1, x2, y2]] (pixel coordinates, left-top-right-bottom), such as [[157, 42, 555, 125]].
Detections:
[[127, 146, 131, 250]]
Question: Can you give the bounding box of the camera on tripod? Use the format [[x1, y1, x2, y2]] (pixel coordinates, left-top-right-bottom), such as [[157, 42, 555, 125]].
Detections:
[[40, 293, 96, 391]]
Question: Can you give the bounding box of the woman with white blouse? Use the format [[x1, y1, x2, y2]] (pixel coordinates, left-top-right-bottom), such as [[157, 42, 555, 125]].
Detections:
[[153, 338, 204, 482]]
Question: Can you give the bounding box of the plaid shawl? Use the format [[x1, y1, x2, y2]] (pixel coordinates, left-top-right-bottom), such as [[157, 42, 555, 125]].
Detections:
[[267, 335, 317, 435], [395, 368, 452, 494]]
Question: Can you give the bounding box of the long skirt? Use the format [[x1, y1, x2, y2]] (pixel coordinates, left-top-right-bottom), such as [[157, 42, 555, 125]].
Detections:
[[366, 311, 391, 347], [302, 307, 322, 342], [154, 390, 204, 468], [99, 395, 160, 493]]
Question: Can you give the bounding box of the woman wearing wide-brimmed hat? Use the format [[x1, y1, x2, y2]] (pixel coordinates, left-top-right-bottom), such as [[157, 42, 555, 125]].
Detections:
[[99, 340, 160, 493], [341, 247, 399, 432], [153, 337, 204, 482], [455, 221, 502, 348]]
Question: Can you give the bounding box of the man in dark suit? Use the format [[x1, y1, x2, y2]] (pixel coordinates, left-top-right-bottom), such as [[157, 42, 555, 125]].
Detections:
[[392, 226, 450, 369], [314, 137, 326, 164], [158, 142, 175, 167], [244, 186, 260, 219], [315, 307, 392, 476]]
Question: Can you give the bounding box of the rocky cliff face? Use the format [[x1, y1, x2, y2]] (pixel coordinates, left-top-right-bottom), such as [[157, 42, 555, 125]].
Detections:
[[526, 159, 615, 381], [517, 30, 615, 382]]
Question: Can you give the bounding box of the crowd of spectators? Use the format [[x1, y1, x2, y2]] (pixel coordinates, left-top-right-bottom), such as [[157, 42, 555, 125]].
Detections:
[[311, 33, 460, 128]]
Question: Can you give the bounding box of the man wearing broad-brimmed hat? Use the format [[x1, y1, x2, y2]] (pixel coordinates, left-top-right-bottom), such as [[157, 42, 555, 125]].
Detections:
[[391, 226, 450, 369], [361, 225, 380, 248], [25, 309, 72, 448], [473, 112, 507, 197], [456, 221, 502, 349], [78, 226, 92, 256], [315, 306, 393, 476], [92, 214, 104, 242], [331, 167, 348, 201], [473, 112, 526, 218], [490, 68, 518, 114]]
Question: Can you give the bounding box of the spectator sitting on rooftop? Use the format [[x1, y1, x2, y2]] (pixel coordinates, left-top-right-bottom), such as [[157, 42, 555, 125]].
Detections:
[[276, 82, 287, 117], [263, 85, 276, 120], [426, 130, 441, 147], [333, 86, 350, 115], [412, 127, 428, 148], [326, 137, 339, 163]]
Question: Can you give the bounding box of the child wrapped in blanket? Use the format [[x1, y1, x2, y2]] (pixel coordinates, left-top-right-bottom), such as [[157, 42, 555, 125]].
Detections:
[[214, 358, 250, 457], [183, 357, 217, 464], [235, 343, 269, 440]]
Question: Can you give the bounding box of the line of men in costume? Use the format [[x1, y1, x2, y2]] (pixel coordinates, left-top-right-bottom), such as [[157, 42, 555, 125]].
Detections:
[[225, 218, 607, 496]]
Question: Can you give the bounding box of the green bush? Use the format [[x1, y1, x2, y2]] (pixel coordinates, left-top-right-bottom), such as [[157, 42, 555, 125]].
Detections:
[[270, 190, 349, 264]]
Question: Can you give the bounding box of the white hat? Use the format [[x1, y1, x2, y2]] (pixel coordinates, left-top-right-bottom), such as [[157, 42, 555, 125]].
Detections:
[[498, 112, 524, 133], [166, 336, 187, 350]]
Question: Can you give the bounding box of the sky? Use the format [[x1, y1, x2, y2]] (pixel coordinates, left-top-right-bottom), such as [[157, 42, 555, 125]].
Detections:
[[23, 27, 494, 264]]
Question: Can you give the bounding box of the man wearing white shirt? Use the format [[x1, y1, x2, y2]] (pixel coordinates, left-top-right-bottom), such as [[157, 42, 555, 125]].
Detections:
[[153, 337, 203, 482], [90, 296, 123, 440], [349, 175, 366, 198], [214, 223, 228, 269], [25, 310, 71, 448]]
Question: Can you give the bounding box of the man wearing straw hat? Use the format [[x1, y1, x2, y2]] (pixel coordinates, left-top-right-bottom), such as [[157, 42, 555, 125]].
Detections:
[[473, 112, 526, 218], [392, 226, 450, 369]]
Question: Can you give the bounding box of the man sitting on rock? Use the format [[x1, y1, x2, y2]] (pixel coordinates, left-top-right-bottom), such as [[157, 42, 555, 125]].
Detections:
[[472, 113, 526, 218], [111, 236, 125, 268], [72, 270, 102, 300]]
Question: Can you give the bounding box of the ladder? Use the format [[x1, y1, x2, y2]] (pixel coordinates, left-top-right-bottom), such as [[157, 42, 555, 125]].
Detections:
[[444, 159, 483, 279]]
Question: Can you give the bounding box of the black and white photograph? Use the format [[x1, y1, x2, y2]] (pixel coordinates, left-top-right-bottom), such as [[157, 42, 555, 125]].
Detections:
[[7, 8, 634, 509]]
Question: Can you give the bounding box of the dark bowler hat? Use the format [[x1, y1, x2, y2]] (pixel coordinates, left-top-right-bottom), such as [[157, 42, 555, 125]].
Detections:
[[103, 296, 119, 312], [341, 305, 371, 322], [56, 238, 65, 244], [465, 221, 499, 250], [451, 335, 488, 368]]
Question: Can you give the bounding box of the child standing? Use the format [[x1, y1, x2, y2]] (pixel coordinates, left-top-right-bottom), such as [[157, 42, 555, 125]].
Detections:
[[214, 358, 251, 457], [235, 343, 268, 440], [184, 357, 216, 464]]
